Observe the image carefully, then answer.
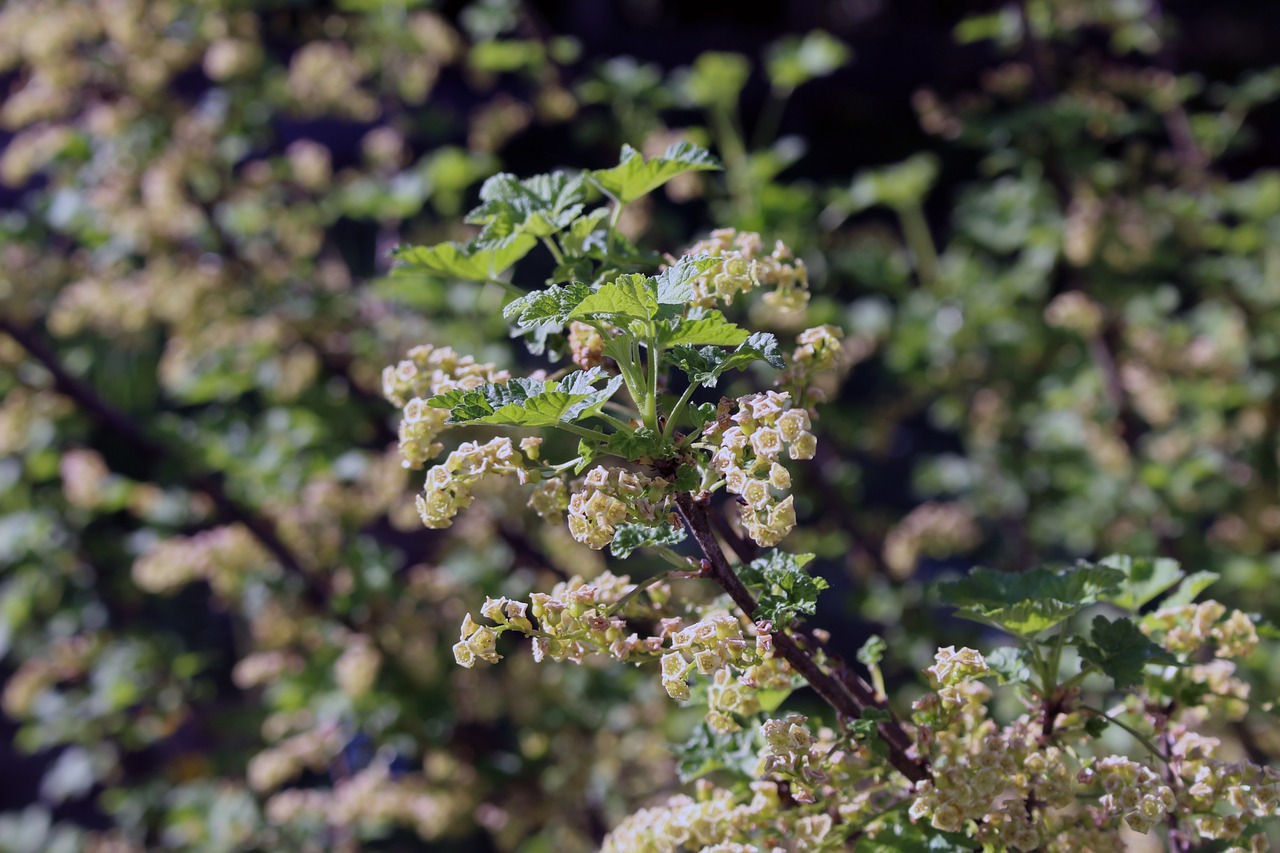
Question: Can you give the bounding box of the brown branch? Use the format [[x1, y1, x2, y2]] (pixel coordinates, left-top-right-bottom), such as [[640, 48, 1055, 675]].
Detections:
[[0, 316, 336, 613], [674, 492, 929, 784]]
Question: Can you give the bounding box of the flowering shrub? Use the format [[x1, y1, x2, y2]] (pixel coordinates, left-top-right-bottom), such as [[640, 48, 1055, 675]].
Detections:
[[3, 0, 1280, 851], [385, 145, 1280, 849]]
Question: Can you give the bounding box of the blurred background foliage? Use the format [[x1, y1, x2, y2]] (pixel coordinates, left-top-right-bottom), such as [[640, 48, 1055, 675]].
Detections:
[[3, 0, 1280, 850]]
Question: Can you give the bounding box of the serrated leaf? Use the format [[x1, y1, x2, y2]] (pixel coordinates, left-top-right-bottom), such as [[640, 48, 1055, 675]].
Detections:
[[427, 370, 620, 428], [667, 332, 785, 387], [671, 464, 700, 493], [1162, 571, 1220, 607], [502, 282, 593, 330], [559, 209, 611, 257], [605, 426, 674, 461], [1076, 616, 1177, 688], [659, 311, 750, 347], [673, 723, 758, 782], [467, 170, 586, 243], [654, 255, 718, 304], [738, 551, 826, 627], [392, 235, 536, 281], [609, 522, 687, 559], [589, 142, 721, 204], [984, 646, 1032, 685], [569, 273, 658, 324], [1096, 555, 1184, 611], [939, 564, 1125, 638]]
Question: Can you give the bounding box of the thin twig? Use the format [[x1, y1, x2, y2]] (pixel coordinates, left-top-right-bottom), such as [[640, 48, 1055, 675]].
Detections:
[[674, 492, 929, 783]]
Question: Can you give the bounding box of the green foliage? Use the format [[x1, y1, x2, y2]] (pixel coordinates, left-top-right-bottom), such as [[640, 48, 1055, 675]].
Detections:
[[738, 551, 827, 626], [673, 723, 758, 782], [428, 369, 623, 428], [939, 564, 1125, 638], [765, 30, 852, 91], [1075, 616, 1175, 688], [667, 332, 785, 387], [392, 236, 536, 281], [588, 142, 721, 203], [608, 522, 687, 559]]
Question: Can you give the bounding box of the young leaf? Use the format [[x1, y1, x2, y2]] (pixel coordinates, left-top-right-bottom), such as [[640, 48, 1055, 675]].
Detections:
[[568, 273, 658, 324], [738, 551, 827, 626], [1095, 554, 1184, 611], [1162, 571, 1220, 607], [467, 170, 586, 244], [673, 724, 758, 783], [667, 332, 784, 387], [605, 426, 674, 461], [654, 254, 718, 304], [589, 142, 721, 204], [984, 646, 1033, 685], [658, 310, 750, 348], [766, 30, 851, 92], [502, 282, 593, 330], [1076, 616, 1177, 688], [427, 370, 621, 428], [392, 236, 536, 281], [938, 563, 1125, 638], [609, 522, 687, 559]]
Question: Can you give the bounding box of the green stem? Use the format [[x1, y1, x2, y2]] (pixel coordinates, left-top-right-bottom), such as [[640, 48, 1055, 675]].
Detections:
[[603, 568, 698, 617], [896, 202, 939, 286], [559, 423, 612, 443], [594, 411, 634, 433], [541, 237, 566, 266], [486, 277, 528, 298], [645, 336, 661, 431], [1079, 704, 1167, 762], [664, 380, 702, 440], [710, 105, 756, 222], [751, 86, 792, 151]]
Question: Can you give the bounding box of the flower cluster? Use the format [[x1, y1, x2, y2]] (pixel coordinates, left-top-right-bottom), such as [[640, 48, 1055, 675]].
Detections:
[[455, 573, 670, 669], [568, 320, 605, 369], [599, 782, 789, 853], [265, 762, 453, 842], [659, 611, 760, 702], [682, 229, 809, 311], [381, 344, 509, 469], [415, 437, 528, 528], [1079, 756, 1177, 834], [131, 524, 269, 597], [1143, 601, 1259, 658], [776, 324, 846, 408], [705, 391, 815, 547], [567, 466, 669, 550], [759, 714, 828, 803]]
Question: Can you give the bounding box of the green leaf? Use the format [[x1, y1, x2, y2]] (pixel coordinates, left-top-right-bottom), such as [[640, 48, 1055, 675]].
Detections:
[[658, 311, 750, 347], [1095, 555, 1184, 611], [984, 646, 1032, 685], [1076, 616, 1177, 688], [853, 815, 980, 852], [392, 235, 536, 282], [671, 464, 700, 493], [605, 426, 674, 461], [1162, 571, 1220, 607], [766, 30, 851, 91], [609, 522, 687, 559], [938, 563, 1125, 639], [589, 142, 721, 204], [654, 255, 718, 304], [502, 282, 592, 330], [856, 635, 887, 667], [467, 170, 586, 244], [848, 706, 890, 741], [569, 273, 658, 324], [673, 723, 758, 782], [738, 551, 827, 627], [427, 369, 622, 428], [667, 332, 785, 387], [679, 52, 752, 111], [559, 208, 611, 257]]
